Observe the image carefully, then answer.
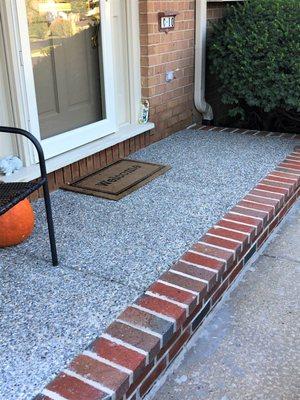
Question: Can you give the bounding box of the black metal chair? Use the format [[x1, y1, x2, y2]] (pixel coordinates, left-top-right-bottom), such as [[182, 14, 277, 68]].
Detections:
[[0, 126, 58, 266]]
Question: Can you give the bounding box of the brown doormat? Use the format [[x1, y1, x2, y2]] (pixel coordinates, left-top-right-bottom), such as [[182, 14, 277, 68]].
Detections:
[[62, 159, 171, 200]]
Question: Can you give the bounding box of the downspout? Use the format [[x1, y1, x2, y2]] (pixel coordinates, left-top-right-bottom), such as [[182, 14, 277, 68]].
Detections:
[[194, 0, 213, 122]]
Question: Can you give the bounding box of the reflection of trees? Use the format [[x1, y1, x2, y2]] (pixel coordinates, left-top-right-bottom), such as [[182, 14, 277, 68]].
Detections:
[[26, 0, 100, 41], [68, 0, 86, 14], [51, 19, 73, 37], [26, 0, 48, 39]]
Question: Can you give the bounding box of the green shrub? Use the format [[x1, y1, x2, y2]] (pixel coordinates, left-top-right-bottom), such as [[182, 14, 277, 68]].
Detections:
[[208, 0, 300, 133]]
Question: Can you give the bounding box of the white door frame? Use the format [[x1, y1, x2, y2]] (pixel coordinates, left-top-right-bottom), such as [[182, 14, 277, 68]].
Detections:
[[2, 0, 118, 162], [126, 0, 143, 126]]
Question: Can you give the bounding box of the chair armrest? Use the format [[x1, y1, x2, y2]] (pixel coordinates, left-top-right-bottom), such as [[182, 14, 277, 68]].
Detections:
[[0, 126, 47, 180]]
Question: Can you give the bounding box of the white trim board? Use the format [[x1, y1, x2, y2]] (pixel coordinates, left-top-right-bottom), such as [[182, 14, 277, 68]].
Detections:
[[1, 122, 155, 183]]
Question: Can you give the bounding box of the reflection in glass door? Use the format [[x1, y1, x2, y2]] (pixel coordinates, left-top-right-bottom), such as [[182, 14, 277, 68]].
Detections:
[[25, 0, 105, 139]]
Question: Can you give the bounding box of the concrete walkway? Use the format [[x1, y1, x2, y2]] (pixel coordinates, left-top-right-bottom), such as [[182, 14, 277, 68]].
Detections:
[[151, 201, 300, 400]]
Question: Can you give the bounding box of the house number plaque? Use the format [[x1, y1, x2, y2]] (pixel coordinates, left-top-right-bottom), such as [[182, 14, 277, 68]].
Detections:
[[158, 12, 178, 33]]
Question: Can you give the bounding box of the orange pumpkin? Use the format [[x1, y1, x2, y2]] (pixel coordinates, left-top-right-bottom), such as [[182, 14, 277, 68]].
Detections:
[[0, 199, 35, 248]]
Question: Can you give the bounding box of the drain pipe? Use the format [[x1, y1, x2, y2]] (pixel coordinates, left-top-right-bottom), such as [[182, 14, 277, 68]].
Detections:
[[194, 0, 213, 123]]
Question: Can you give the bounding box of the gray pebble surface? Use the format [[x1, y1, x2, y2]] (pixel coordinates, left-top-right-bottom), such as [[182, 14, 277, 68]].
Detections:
[[0, 129, 297, 399]]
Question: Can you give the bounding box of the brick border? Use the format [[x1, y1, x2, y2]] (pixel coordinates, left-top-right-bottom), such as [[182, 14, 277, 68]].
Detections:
[[196, 125, 300, 140], [35, 129, 300, 400]]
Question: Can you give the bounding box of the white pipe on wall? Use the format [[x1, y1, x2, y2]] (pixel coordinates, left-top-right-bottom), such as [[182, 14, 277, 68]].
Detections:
[[194, 0, 213, 121]]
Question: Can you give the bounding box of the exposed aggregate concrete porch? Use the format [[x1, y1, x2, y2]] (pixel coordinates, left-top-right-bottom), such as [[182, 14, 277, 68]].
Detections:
[[0, 128, 298, 399]]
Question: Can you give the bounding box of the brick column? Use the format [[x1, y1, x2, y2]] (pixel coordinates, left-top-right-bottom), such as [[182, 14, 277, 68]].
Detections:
[[139, 0, 195, 142]]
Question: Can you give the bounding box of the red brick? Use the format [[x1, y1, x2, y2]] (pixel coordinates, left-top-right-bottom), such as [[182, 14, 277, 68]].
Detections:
[[229, 261, 245, 284], [183, 300, 203, 329], [182, 251, 225, 274], [168, 328, 191, 362], [224, 212, 263, 233], [268, 216, 279, 233], [265, 171, 298, 185], [136, 294, 186, 329], [231, 206, 268, 225], [159, 271, 207, 301], [244, 194, 280, 211], [119, 307, 174, 345], [156, 329, 182, 361], [212, 279, 229, 305], [91, 338, 146, 378], [217, 219, 255, 239], [243, 129, 258, 135], [192, 242, 235, 268], [265, 174, 297, 187], [250, 189, 285, 206], [276, 167, 300, 176], [106, 321, 160, 359], [200, 234, 242, 256], [237, 200, 274, 219], [191, 301, 211, 330], [256, 128, 271, 138], [289, 153, 300, 160], [287, 192, 299, 208], [69, 355, 129, 398], [208, 226, 250, 245], [126, 361, 154, 398], [272, 170, 299, 181], [221, 258, 238, 281], [148, 281, 197, 312], [46, 373, 106, 400], [260, 179, 292, 194], [140, 358, 167, 397], [172, 261, 218, 290], [277, 205, 288, 221], [256, 184, 288, 198], [280, 161, 300, 170], [257, 229, 269, 249]]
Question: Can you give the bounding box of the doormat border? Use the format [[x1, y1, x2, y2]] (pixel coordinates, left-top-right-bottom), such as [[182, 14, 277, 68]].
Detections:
[[62, 159, 171, 200], [34, 133, 300, 400]]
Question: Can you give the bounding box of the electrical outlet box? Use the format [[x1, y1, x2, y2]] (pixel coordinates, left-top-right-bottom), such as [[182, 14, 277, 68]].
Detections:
[[166, 71, 175, 82]]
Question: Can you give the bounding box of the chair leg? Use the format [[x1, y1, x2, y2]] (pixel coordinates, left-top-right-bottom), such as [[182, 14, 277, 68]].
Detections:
[[43, 182, 58, 266]]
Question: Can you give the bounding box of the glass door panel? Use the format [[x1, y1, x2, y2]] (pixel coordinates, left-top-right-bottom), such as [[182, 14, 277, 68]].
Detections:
[[25, 0, 105, 139]]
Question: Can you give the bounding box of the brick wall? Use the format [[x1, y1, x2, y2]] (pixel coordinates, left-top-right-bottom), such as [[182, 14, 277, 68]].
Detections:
[[207, 2, 228, 25], [139, 0, 195, 142]]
